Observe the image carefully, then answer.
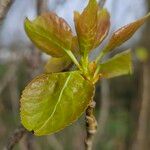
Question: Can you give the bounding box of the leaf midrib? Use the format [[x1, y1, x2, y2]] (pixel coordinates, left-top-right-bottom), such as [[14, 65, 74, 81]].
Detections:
[[36, 74, 72, 132], [26, 23, 70, 54]]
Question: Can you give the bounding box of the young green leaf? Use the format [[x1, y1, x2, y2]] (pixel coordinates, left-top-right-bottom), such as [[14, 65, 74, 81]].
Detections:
[[45, 56, 72, 73], [24, 12, 73, 57], [103, 13, 150, 53], [20, 71, 94, 136], [99, 50, 132, 78], [74, 0, 110, 54], [94, 9, 110, 48]]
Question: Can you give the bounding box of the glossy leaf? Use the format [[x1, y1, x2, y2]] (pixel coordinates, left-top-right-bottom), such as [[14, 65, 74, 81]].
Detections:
[[103, 13, 150, 53], [24, 12, 73, 57], [71, 36, 80, 55], [45, 56, 72, 73], [20, 71, 94, 136], [94, 9, 110, 48], [74, 0, 110, 54], [99, 50, 132, 78]]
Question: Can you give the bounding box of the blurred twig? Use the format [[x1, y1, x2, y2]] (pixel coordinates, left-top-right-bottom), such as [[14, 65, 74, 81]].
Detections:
[[98, 0, 106, 7], [46, 135, 64, 150], [3, 125, 28, 150], [94, 80, 110, 148], [0, 0, 12, 23], [0, 64, 17, 95]]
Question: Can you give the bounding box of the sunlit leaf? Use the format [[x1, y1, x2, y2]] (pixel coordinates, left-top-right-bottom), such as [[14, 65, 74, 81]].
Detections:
[[74, 0, 98, 53], [45, 56, 72, 73], [24, 12, 73, 57], [99, 50, 132, 78], [94, 9, 110, 48], [71, 36, 80, 55], [103, 13, 150, 53], [74, 0, 110, 54], [20, 71, 94, 136]]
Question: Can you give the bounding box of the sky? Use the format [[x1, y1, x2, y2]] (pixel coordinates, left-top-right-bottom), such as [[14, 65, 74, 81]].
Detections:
[[0, 0, 147, 47]]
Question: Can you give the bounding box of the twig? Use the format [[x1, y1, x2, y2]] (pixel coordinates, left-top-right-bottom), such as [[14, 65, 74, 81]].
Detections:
[[98, 0, 106, 7], [0, 64, 17, 95], [46, 135, 64, 150], [0, 0, 12, 23], [94, 80, 110, 148], [3, 126, 28, 150], [85, 101, 97, 150]]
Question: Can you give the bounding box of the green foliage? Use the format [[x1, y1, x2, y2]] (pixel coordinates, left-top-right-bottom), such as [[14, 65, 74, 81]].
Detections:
[[24, 13, 73, 58], [100, 50, 132, 79], [21, 72, 94, 135], [74, 0, 110, 54], [21, 0, 150, 136], [135, 47, 149, 62], [103, 13, 150, 54]]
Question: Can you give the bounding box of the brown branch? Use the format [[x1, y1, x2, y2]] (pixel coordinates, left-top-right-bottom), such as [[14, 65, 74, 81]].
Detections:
[[3, 126, 28, 150], [85, 101, 97, 150], [0, 0, 12, 23]]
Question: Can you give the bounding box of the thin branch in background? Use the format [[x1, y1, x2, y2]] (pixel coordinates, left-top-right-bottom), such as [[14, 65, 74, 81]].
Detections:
[[132, 62, 150, 150], [46, 135, 64, 150], [0, 64, 17, 95], [3, 126, 28, 150], [0, 0, 12, 23], [98, 0, 106, 8], [94, 79, 110, 148]]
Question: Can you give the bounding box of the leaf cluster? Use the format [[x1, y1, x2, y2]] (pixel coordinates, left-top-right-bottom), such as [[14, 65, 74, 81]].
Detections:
[[20, 0, 150, 136]]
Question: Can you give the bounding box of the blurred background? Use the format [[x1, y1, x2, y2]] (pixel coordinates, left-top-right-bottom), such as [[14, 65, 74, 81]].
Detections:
[[0, 0, 150, 150]]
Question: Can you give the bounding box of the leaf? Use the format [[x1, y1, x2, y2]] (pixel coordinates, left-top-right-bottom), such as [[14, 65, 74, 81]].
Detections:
[[74, 0, 98, 53], [20, 71, 94, 136], [94, 9, 110, 48], [99, 50, 132, 78], [74, 0, 110, 54], [45, 56, 73, 73], [71, 36, 80, 55], [135, 47, 149, 62], [103, 13, 150, 53], [24, 12, 73, 57]]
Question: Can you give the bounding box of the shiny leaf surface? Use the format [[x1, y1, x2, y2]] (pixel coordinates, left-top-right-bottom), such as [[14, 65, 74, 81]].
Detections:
[[104, 13, 150, 53], [94, 9, 110, 48], [20, 71, 94, 136], [100, 50, 132, 78], [74, 0, 110, 54], [25, 12, 73, 57]]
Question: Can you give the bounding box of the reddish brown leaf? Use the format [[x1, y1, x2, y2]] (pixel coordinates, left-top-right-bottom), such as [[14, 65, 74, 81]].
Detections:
[[104, 13, 150, 53], [25, 12, 73, 57]]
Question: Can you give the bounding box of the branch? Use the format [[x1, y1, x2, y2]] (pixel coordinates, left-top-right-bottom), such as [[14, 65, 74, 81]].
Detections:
[[3, 126, 28, 150], [0, 64, 17, 95], [94, 80, 110, 148], [85, 101, 97, 150], [0, 0, 12, 23]]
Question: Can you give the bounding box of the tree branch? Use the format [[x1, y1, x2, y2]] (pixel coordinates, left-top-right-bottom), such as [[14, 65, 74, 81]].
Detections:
[[0, 0, 12, 23], [3, 126, 28, 150]]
